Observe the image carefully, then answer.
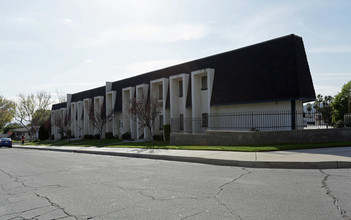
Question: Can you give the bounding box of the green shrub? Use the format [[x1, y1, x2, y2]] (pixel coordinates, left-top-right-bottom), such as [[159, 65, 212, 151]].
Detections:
[[163, 124, 170, 141], [67, 130, 72, 138], [122, 132, 131, 140], [334, 120, 344, 128], [153, 134, 163, 141], [105, 132, 114, 139], [94, 134, 100, 139], [84, 134, 94, 139], [38, 125, 50, 140], [345, 114, 351, 127]]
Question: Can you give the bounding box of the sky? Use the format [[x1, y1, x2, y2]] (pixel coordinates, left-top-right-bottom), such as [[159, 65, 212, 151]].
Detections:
[[0, 0, 350, 103]]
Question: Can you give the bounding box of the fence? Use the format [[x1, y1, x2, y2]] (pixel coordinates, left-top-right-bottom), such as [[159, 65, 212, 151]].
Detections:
[[171, 110, 336, 134]]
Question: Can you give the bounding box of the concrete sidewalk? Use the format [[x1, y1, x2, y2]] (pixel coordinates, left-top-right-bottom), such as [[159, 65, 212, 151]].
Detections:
[[12, 144, 351, 169]]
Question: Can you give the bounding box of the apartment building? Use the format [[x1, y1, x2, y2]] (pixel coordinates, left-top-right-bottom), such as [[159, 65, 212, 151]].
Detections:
[[51, 34, 316, 140]]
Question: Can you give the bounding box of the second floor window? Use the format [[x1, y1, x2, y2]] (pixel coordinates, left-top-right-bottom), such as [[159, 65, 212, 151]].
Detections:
[[158, 84, 163, 99], [179, 80, 183, 97], [159, 115, 163, 130], [201, 75, 208, 90]]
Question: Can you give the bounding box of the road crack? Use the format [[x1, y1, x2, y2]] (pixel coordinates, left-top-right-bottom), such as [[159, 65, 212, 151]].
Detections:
[[35, 193, 78, 220], [0, 205, 51, 219], [320, 169, 350, 220], [215, 167, 252, 220], [180, 168, 251, 220], [180, 210, 208, 220]]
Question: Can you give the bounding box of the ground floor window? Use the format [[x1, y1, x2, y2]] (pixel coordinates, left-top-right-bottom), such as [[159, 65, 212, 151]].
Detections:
[[202, 113, 208, 127], [159, 115, 163, 130]]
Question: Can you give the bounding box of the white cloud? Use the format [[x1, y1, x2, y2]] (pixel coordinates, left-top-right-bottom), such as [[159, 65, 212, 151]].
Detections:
[[0, 40, 42, 49], [308, 46, 351, 53], [318, 73, 351, 76], [313, 85, 341, 96], [74, 23, 209, 48], [37, 82, 102, 89], [220, 1, 320, 47], [313, 73, 351, 81], [63, 18, 73, 23], [83, 59, 93, 63], [220, 4, 293, 45], [125, 59, 182, 75]]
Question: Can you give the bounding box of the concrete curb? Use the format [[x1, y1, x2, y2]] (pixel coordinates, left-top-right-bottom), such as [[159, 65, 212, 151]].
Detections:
[[13, 146, 351, 169]]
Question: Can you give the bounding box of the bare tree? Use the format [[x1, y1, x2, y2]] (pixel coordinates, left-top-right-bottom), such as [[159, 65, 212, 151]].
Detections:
[[14, 92, 52, 141], [89, 102, 114, 140], [37, 91, 52, 109], [0, 95, 15, 131], [51, 110, 71, 141], [55, 89, 67, 103], [129, 96, 162, 145]]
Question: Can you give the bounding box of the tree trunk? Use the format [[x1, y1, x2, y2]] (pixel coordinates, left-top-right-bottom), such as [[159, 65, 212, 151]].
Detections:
[[151, 126, 155, 146], [28, 129, 33, 142]]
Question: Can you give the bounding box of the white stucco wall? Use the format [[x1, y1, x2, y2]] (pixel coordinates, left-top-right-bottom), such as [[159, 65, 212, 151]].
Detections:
[[191, 68, 215, 133], [150, 78, 169, 136], [83, 98, 92, 137], [210, 101, 304, 131], [122, 87, 136, 139], [136, 84, 150, 139]]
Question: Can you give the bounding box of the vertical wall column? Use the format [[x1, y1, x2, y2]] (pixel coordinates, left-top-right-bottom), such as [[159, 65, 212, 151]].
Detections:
[[93, 96, 104, 138], [150, 78, 169, 135], [106, 82, 118, 137], [122, 87, 136, 139], [106, 91, 117, 136], [136, 84, 150, 140], [77, 101, 83, 138], [169, 73, 190, 133], [51, 110, 58, 139], [191, 68, 215, 133], [83, 98, 92, 137], [70, 102, 76, 138]]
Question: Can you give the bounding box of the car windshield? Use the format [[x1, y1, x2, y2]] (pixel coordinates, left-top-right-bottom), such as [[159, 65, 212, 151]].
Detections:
[[1, 138, 11, 141]]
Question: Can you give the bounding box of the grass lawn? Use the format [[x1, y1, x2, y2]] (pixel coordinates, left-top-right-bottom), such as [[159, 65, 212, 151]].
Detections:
[[23, 139, 351, 152], [25, 138, 123, 147]]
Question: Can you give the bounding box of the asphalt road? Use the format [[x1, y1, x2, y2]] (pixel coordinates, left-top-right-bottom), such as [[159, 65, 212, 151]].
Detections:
[[0, 148, 350, 220]]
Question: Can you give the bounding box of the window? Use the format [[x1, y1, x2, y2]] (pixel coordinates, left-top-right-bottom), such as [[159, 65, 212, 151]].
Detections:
[[179, 114, 184, 130], [159, 115, 163, 130], [158, 84, 163, 99], [202, 113, 208, 127], [178, 80, 183, 97], [201, 75, 207, 90]]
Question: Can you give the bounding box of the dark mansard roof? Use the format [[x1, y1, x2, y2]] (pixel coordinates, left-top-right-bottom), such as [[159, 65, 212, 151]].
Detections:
[[52, 102, 66, 110], [52, 34, 316, 112]]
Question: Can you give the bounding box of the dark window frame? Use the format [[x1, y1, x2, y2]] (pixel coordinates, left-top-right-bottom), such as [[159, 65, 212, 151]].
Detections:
[[159, 115, 163, 130], [179, 80, 183, 97], [158, 84, 163, 99], [201, 75, 208, 90], [202, 113, 208, 127]]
